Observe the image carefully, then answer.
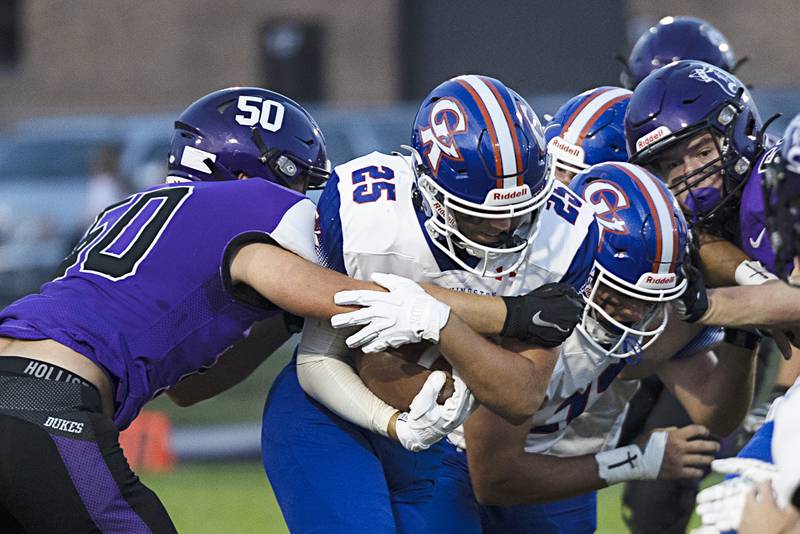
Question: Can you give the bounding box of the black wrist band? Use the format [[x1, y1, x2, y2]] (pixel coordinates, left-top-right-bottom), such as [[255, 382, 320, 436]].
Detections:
[[500, 295, 523, 339], [723, 328, 761, 350]]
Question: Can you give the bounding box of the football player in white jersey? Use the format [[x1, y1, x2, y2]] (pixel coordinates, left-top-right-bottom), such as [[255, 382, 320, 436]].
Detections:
[[260, 75, 600, 533], [420, 162, 759, 534]]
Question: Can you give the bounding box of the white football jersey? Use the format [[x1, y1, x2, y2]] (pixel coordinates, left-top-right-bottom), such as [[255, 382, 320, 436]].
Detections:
[[524, 331, 631, 454], [317, 151, 598, 297], [525, 317, 723, 456], [548, 374, 640, 456]]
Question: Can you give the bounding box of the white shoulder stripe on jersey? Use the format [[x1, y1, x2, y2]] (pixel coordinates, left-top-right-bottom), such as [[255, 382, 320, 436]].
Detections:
[[459, 75, 518, 187], [624, 163, 677, 274], [562, 87, 631, 145]]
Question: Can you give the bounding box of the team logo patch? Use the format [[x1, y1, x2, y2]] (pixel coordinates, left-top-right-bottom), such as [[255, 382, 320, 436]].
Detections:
[[418, 98, 469, 174], [583, 180, 630, 234], [688, 64, 741, 97]]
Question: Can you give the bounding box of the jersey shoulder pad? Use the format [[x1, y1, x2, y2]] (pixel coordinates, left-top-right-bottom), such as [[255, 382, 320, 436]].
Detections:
[[216, 179, 317, 262], [327, 152, 436, 279], [525, 184, 597, 281]]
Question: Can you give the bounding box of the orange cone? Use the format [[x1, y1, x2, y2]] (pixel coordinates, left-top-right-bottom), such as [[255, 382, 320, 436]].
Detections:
[[119, 410, 176, 473]]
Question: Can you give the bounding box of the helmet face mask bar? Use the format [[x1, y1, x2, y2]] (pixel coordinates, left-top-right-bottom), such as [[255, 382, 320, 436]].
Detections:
[[417, 169, 553, 277], [635, 104, 751, 228], [579, 263, 686, 358]]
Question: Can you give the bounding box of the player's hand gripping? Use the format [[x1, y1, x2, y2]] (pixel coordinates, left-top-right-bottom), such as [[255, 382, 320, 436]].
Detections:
[[595, 424, 717, 485], [331, 273, 451, 353], [391, 370, 476, 452], [652, 424, 719, 480], [674, 235, 709, 323], [693, 458, 778, 533], [500, 283, 584, 347]]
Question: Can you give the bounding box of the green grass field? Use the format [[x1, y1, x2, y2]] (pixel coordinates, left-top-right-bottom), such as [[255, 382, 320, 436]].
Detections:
[[142, 462, 721, 533], [140, 342, 734, 533]]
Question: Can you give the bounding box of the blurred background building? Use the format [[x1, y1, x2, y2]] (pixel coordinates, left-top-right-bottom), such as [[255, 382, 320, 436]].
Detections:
[[0, 0, 797, 117], [0, 0, 798, 307]]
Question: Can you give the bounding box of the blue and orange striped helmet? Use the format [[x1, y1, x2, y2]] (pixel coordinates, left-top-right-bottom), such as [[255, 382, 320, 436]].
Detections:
[[571, 162, 688, 358], [411, 75, 552, 277], [545, 86, 631, 181]]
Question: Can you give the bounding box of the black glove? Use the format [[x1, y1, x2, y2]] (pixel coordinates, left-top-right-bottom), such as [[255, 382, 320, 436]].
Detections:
[[674, 234, 709, 323], [501, 283, 584, 347]]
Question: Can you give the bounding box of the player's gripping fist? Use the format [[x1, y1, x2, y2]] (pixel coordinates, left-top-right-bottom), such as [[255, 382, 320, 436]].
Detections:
[[501, 283, 584, 347], [390, 370, 475, 452], [331, 273, 450, 353]]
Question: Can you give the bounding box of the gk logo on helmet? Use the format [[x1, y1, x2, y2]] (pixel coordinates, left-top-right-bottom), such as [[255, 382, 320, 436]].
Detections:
[[583, 180, 630, 234], [419, 98, 468, 173]]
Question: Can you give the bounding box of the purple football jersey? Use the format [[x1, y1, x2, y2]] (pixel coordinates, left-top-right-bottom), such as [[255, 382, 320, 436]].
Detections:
[[0, 179, 317, 428], [740, 145, 781, 273]]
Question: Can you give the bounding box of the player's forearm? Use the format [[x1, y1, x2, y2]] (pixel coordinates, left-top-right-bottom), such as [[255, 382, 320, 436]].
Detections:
[[439, 314, 556, 425], [422, 284, 506, 335], [167, 316, 290, 406], [232, 243, 377, 320], [470, 452, 605, 506], [702, 282, 800, 328], [674, 345, 757, 436]]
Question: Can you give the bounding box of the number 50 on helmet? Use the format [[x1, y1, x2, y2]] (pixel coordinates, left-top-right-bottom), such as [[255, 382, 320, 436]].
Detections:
[[410, 75, 553, 277], [167, 87, 330, 192]]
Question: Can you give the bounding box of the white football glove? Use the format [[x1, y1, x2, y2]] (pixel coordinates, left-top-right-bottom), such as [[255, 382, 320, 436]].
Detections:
[[331, 273, 451, 353], [394, 370, 476, 452], [694, 458, 778, 533]]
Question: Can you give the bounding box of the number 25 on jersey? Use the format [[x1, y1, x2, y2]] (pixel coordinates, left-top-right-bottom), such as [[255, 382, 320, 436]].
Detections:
[[351, 165, 396, 204]]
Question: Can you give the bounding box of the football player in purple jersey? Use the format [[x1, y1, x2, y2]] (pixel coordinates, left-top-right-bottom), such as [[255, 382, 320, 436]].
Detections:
[[621, 58, 793, 533], [0, 87, 380, 534], [689, 115, 800, 533], [0, 86, 582, 534]]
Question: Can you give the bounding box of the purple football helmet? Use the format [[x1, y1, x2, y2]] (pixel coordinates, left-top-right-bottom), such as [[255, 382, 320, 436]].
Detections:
[[570, 162, 688, 357], [545, 86, 631, 180], [410, 75, 552, 277], [168, 87, 329, 192], [765, 115, 800, 281], [621, 16, 738, 89], [626, 60, 763, 230]]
